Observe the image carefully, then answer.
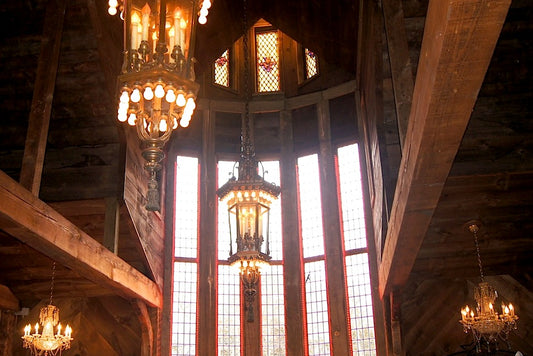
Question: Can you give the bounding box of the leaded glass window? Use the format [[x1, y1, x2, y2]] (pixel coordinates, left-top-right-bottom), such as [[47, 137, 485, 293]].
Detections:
[[214, 49, 230, 87], [304, 48, 318, 79], [256, 30, 280, 92]]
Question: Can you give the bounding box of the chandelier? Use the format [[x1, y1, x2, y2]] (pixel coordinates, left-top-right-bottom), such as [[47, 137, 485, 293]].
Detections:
[[216, 0, 281, 322], [111, 0, 206, 211], [459, 223, 518, 352], [22, 262, 73, 356]]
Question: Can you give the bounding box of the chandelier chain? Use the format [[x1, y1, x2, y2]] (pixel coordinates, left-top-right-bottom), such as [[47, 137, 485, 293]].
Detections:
[[242, 0, 252, 154], [50, 261, 56, 305], [471, 226, 485, 282]]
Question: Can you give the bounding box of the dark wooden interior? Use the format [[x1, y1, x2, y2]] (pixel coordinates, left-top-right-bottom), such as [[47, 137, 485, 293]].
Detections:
[[0, 0, 531, 355]]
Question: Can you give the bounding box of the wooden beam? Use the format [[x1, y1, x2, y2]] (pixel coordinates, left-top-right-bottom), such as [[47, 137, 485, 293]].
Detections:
[[379, 0, 511, 297], [19, 0, 67, 195], [382, 0, 414, 148], [0, 170, 162, 308], [0, 285, 19, 311]]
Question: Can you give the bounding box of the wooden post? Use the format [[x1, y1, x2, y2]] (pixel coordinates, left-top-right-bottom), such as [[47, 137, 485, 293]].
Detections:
[[317, 98, 351, 355], [19, 0, 67, 195], [280, 108, 307, 354], [197, 106, 217, 355], [103, 197, 120, 253], [133, 300, 154, 356], [390, 290, 403, 356], [0, 310, 16, 356]]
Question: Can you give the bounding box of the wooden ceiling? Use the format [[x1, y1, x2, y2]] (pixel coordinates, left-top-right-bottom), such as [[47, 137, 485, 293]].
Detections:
[[0, 0, 531, 354]]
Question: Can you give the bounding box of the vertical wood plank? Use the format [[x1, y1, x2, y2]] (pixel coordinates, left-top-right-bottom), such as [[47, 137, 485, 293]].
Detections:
[[280, 108, 307, 354], [198, 106, 217, 355], [19, 0, 67, 195], [0, 310, 16, 356], [382, 0, 414, 149], [317, 98, 351, 355], [355, 0, 390, 353], [104, 197, 120, 253]]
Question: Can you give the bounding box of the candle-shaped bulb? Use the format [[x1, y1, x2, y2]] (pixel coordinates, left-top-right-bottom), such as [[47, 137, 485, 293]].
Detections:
[[35, 323, 39, 334], [65, 325, 72, 338], [504, 305, 510, 314], [159, 119, 168, 132], [509, 304, 514, 315], [57, 323, 62, 335], [198, 16, 207, 25], [108, 7, 117, 15]]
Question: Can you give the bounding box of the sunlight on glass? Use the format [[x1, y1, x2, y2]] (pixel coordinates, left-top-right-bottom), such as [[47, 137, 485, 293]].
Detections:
[[297, 154, 325, 258], [218, 265, 241, 356], [175, 156, 199, 258], [305, 260, 331, 355], [337, 144, 367, 250], [261, 264, 286, 355], [171, 262, 197, 355]]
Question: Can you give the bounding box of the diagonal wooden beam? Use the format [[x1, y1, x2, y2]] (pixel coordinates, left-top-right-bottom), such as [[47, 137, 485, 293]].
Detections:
[[0, 284, 19, 310], [379, 0, 511, 298], [0, 170, 162, 308], [19, 0, 67, 195]]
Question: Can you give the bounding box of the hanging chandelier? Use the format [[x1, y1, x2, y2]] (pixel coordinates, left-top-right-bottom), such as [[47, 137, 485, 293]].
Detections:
[[459, 222, 518, 352], [111, 0, 207, 211], [216, 0, 280, 322], [22, 262, 73, 356]]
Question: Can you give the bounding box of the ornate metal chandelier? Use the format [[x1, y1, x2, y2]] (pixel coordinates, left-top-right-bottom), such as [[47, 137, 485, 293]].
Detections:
[[112, 0, 203, 211], [459, 223, 518, 352], [22, 262, 73, 356], [216, 0, 280, 322]]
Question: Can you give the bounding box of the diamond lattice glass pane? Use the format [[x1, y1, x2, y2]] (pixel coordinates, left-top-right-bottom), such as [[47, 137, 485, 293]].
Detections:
[[175, 156, 199, 258], [171, 262, 197, 356], [214, 49, 230, 87], [256, 31, 280, 92], [305, 48, 318, 79]]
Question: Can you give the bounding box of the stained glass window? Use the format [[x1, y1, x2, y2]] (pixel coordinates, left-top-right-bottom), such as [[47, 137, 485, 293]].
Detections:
[[304, 48, 318, 79], [256, 30, 280, 92], [214, 49, 230, 87]]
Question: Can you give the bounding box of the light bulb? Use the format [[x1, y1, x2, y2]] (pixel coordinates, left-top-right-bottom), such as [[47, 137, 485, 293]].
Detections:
[[172, 118, 178, 129], [159, 119, 168, 132], [119, 101, 129, 111], [118, 112, 127, 122], [180, 119, 190, 128], [127, 113, 136, 126], [131, 88, 141, 102], [200, 8, 209, 17], [176, 93, 186, 107], [204, 0, 211, 9], [198, 15, 207, 24], [155, 84, 165, 98], [165, 89, 176, 103], [120, 91, 129, 103], [108, 0, 118, 7], [108, 6, 117, 15], [186, 97, 196, 109], [144, 87, 154, 100]]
